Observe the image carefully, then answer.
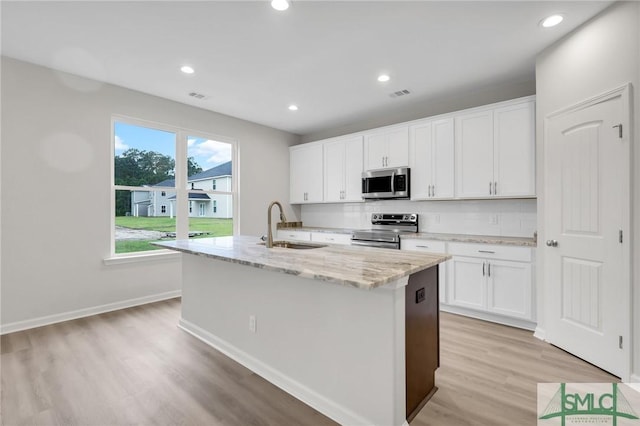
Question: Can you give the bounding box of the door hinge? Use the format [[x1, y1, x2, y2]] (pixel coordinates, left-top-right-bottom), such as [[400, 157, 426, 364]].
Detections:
[[619, 335, 623, 349], [613, 124, 623, 138], [619, 229, 623, 243]]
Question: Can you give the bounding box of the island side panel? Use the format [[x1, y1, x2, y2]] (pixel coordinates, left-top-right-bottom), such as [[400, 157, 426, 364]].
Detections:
[[180, 254, 407, 426], [405, 265, 439, 421]]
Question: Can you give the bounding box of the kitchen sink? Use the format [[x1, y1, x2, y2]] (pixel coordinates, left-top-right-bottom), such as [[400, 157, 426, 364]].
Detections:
[[258, 241, 327, 250]]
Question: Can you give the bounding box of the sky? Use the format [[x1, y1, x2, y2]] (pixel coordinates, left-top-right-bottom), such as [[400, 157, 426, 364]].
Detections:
[[114, 121, 232, 173]]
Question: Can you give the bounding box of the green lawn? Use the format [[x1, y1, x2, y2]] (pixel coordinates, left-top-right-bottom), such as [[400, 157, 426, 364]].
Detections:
[[115, 216, 233, 254]]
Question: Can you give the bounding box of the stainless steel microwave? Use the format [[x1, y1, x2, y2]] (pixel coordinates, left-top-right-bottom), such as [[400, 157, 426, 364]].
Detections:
[[361, 167, 410, 200]]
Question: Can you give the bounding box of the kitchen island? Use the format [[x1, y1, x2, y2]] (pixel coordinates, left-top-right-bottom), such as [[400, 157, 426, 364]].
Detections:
[[156, 236, 450, 426]]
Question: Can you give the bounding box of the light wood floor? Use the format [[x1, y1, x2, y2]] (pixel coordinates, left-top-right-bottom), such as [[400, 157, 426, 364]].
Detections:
[[1, 298, 617, 426]]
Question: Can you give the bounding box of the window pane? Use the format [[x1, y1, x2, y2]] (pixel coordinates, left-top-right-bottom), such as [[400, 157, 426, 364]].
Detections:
[[115, 190, 176, 254], [114, 122, 176, 188], [187, 136, 232, 188], [188, 192, 233, 237]]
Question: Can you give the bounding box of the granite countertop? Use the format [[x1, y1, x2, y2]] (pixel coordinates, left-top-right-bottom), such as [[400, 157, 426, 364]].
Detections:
[[402, 233, 536, 247], [154, 235, 450, 290], [278, 226, 536, 247]]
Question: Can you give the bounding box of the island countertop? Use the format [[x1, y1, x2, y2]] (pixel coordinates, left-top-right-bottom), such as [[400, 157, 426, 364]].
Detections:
[[155, 235, 450, 290]]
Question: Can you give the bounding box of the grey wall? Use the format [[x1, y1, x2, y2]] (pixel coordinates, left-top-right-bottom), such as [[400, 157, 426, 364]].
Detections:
[[0, 57, 300, 328], [535, 1, 640, 380], [300, 78, 535, 143]]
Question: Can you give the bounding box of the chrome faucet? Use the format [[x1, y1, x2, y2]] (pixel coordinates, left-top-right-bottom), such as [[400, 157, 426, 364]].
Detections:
[[266, 201, 287, 248]]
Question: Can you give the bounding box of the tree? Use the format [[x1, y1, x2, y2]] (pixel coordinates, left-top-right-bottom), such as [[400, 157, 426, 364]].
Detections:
[[188, 157, 203, 177]]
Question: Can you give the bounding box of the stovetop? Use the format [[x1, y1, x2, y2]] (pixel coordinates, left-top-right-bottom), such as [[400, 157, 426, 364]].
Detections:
[[351, 213, 419, 242]]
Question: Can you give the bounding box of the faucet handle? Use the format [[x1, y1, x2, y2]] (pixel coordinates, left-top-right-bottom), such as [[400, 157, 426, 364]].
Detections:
[[260, 235, 267, 241]]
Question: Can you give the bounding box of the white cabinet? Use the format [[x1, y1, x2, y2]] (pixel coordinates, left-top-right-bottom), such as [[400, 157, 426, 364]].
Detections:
[[447, 242, 533, 322], [311, 232, 352, 245], [323, 136, 363, 203], [409, 118, 454, 200], [455, 98, 535, 199], [364, 125, 409, 170], [290, 143, 323, 204], [401, 239, 448, 303], [276, 230, 312, 242]]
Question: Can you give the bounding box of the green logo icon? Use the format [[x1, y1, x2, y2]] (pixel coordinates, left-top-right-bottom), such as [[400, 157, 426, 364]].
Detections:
[[539, 383, 639, 425]]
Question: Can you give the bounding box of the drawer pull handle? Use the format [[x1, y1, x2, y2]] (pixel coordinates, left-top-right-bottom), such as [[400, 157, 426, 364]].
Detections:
[[416, 245, 430, 248], [478, 250, 495, 254]]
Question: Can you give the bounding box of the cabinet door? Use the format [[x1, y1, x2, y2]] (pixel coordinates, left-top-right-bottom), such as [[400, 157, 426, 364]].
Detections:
[[448, 256, 486, 310], [276, 230, 312, 242], [364, 133, 387, 170], [342, 136, 364, 202], [409, 122, 432, 200], [493, 101, 536, 197], [431, 118, 455, 199], [323, 140, 345, 203], [386, 126, 409, 168], [290, 144, 323, 204], [455, 110, 494, 198], [486, 259, 532, 320]]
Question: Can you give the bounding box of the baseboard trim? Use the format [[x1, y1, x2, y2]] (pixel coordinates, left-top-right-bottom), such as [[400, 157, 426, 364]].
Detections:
[[533, 326, 546, 341], [630, 374, 640, 383], [178, 318, 374, 426], [1, 290, 181, 335]]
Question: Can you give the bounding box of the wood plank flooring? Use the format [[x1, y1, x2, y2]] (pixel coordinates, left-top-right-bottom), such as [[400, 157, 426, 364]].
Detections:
[[1, 298, 617, 426]]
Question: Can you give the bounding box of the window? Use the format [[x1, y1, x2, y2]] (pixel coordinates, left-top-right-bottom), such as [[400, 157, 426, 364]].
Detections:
[[213, 200, 217, 213], [112, 117, 237, 257]]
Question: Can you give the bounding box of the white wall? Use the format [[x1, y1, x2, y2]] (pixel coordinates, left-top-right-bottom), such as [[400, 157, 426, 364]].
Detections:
[[0, 57, 300, 329], [535, 2, 640, 380], [301, 199, 536, 238]]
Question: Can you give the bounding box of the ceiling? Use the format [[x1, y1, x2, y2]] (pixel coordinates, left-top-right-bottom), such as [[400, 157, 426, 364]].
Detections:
[[1, 1, 612, 136]]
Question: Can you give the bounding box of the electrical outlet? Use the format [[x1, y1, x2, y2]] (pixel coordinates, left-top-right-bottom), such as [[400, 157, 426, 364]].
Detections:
[[249, 315, 257, 333]]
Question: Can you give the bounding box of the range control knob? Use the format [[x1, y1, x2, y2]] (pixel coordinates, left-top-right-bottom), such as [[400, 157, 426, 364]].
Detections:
[[403, 215, 409, 220], [410, 214, 416, 221]]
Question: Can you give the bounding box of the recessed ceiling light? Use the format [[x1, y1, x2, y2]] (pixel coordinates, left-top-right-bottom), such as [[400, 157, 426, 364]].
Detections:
[[181, 65, 195, 74], [271, 0, 289, 11], [541, 14, 564, 28], [288, 104, 298, 111], [377, 74, 390, 82]]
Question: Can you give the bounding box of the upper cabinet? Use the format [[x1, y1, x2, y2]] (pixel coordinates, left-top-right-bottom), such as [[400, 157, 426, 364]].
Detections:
[[363, 125, 409, 170], [455, 99, 535, 199], [290, 143, 323, 204], [409, 118, 455, 200], [324, 135, 363, 203]]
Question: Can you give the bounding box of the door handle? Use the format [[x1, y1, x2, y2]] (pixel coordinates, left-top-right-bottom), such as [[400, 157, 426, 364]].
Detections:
[[482, 262, 486, 276], [489, 182, 493, 195], [546, 239, 558, 247]]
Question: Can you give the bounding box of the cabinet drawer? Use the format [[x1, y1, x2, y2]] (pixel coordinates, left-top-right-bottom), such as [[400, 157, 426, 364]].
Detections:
[[447, 242, 531, 262], [311, 232, 352, 245], [401, 239, 446, 253], [276, 230, 312, 242]]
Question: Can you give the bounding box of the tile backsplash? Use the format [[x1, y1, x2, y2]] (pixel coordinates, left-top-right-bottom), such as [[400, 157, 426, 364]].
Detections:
[[300, 198, 536, 238]]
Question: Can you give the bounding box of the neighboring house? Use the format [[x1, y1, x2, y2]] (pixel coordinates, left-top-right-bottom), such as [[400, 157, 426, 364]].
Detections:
[[130, 162, 232, 218]]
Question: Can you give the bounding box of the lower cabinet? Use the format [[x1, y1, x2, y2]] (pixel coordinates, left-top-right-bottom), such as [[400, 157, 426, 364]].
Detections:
[[401, 239, 448, 304], [448, 242, 534, 324], [277, 230, 351, 245], [276, 230, 311, 242]]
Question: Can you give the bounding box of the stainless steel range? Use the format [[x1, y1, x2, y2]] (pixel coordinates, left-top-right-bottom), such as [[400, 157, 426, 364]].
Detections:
[[351, 213, 418, 250]]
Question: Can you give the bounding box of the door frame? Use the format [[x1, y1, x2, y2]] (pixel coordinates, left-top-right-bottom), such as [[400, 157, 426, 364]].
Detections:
[[542, 83, 632, 381]]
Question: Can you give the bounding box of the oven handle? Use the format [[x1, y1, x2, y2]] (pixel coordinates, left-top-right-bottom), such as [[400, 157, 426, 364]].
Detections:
[[351, 240, 399, 249], [391, 171, 395, 194]]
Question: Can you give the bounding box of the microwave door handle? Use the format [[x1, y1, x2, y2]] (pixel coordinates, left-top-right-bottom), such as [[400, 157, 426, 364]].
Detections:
[[391, 171, 395, 194]]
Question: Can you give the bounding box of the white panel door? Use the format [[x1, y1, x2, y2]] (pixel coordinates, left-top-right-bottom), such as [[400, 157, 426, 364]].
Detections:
[[448, 256, 485, 310], [323, 140, 345, 202], [343, 136, 363, 202], [455, 110, 494, 198], [545, 90, 629, 378], [364, 133, 387, 170], [494, 101, 536, 197], [290, 144, 323, 203], [431, 118, 455, 199]]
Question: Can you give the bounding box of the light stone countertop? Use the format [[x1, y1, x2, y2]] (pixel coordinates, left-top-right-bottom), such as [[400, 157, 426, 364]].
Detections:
[[154, 235, 450, 290], [279, 226, 536, 247]]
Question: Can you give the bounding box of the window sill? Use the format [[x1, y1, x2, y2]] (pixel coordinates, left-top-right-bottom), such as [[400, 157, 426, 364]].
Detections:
[[103, 250, 182, 266]]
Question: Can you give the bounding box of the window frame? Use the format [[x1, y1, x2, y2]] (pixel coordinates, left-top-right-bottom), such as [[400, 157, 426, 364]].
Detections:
[[108, 115, 239, 261]]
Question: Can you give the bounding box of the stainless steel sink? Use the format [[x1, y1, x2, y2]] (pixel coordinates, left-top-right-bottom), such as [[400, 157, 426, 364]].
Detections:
[[258, 241, 327, 250]]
